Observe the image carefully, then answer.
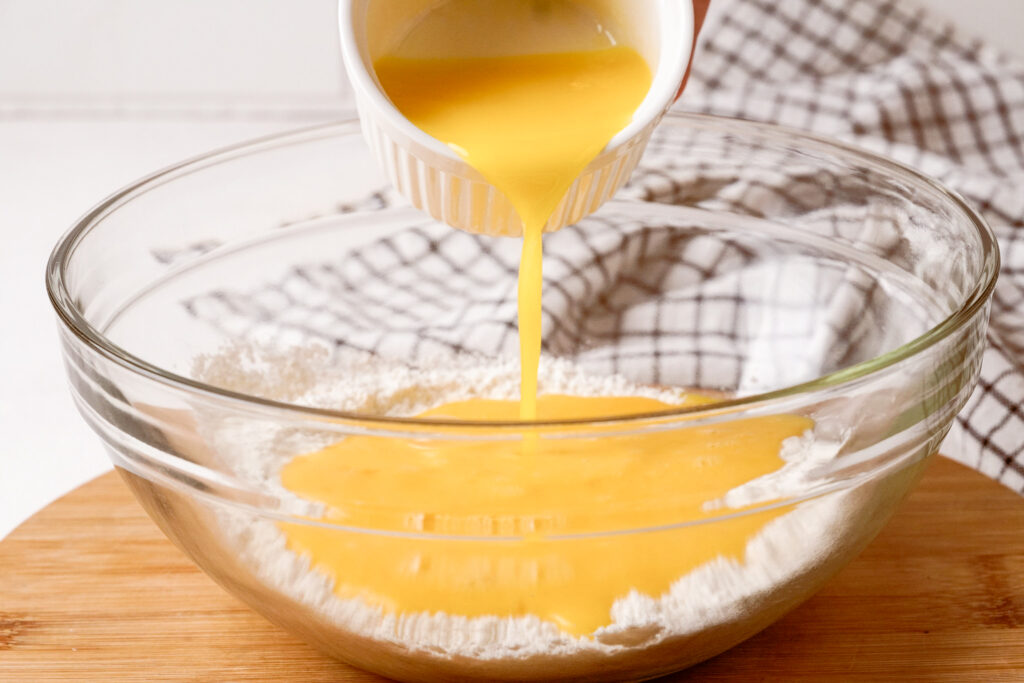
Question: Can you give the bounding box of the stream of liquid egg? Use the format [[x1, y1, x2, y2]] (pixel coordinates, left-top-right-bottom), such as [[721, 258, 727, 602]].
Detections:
[[374, 44, 651, 419], [279, 1, 810, 637]]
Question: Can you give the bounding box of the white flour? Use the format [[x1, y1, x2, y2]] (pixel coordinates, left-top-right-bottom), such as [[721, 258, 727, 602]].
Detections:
[[195, 344, 852, 662]]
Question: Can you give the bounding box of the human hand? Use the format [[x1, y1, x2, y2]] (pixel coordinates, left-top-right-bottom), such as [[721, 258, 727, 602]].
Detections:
[[677, 0, 711, 99]]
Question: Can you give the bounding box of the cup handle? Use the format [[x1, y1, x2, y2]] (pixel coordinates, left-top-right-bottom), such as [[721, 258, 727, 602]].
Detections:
[[675, 0, 711, 101]]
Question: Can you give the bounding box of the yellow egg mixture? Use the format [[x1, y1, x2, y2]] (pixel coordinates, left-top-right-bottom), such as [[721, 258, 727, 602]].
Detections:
[[283, 397, 810, 635], [280, 3, 810, 637]]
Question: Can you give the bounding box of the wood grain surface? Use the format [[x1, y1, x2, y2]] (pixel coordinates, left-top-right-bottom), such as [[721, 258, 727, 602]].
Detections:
[[1, 457, 1021, 682]]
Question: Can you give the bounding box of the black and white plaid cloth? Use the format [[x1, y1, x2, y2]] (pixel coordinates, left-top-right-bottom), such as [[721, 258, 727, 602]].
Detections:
[[185, 0, 1023, 493], [680, 0, 1024, 491]]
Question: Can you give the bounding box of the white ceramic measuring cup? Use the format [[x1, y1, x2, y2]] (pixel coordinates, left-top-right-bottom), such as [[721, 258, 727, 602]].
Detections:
[[339, 0, 695, 237]]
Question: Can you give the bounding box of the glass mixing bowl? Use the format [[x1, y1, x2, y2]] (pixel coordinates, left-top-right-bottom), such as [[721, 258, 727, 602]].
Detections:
[[47, 113, 997, 682]]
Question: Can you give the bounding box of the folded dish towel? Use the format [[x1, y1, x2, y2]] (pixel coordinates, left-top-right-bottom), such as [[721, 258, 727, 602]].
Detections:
[[184, 0, 1022, 494]]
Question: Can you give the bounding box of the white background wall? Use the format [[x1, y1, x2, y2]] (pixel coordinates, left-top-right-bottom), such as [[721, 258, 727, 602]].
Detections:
[[2, 1, 1020, 110], [0, 0, 344, 103], [2, 0, 1023, 538], [929, 0, 1023, 57]]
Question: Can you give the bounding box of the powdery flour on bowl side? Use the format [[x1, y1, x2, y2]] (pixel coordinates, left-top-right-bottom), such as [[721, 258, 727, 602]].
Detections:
[[193, 346, 851, 661]]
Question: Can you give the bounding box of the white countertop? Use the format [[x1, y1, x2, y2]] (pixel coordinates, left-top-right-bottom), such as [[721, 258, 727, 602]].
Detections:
[[3, 0, 1022, 540]]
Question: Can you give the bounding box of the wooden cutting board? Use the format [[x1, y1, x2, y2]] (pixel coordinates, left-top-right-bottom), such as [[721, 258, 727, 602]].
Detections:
[[1, 457, 1022, 682]]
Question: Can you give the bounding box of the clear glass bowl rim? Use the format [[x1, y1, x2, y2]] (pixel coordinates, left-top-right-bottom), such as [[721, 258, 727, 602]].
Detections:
[[46, 112, 1000, 431]]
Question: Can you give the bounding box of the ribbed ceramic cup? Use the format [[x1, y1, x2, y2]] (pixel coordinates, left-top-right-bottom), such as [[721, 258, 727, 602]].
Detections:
[[338, 0, 695, 236]]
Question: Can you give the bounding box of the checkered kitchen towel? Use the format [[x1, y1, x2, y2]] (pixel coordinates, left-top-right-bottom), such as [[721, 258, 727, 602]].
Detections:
[[678, 0, 1024, 490], [186, 0, 1023, 492]]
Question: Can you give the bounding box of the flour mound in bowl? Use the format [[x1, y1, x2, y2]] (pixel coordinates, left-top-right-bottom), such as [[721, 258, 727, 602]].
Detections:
[[192, 345, 856, 666]]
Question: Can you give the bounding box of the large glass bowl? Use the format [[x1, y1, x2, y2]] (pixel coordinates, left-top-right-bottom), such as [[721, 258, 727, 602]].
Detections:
[[47, 113, 997, 682]]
